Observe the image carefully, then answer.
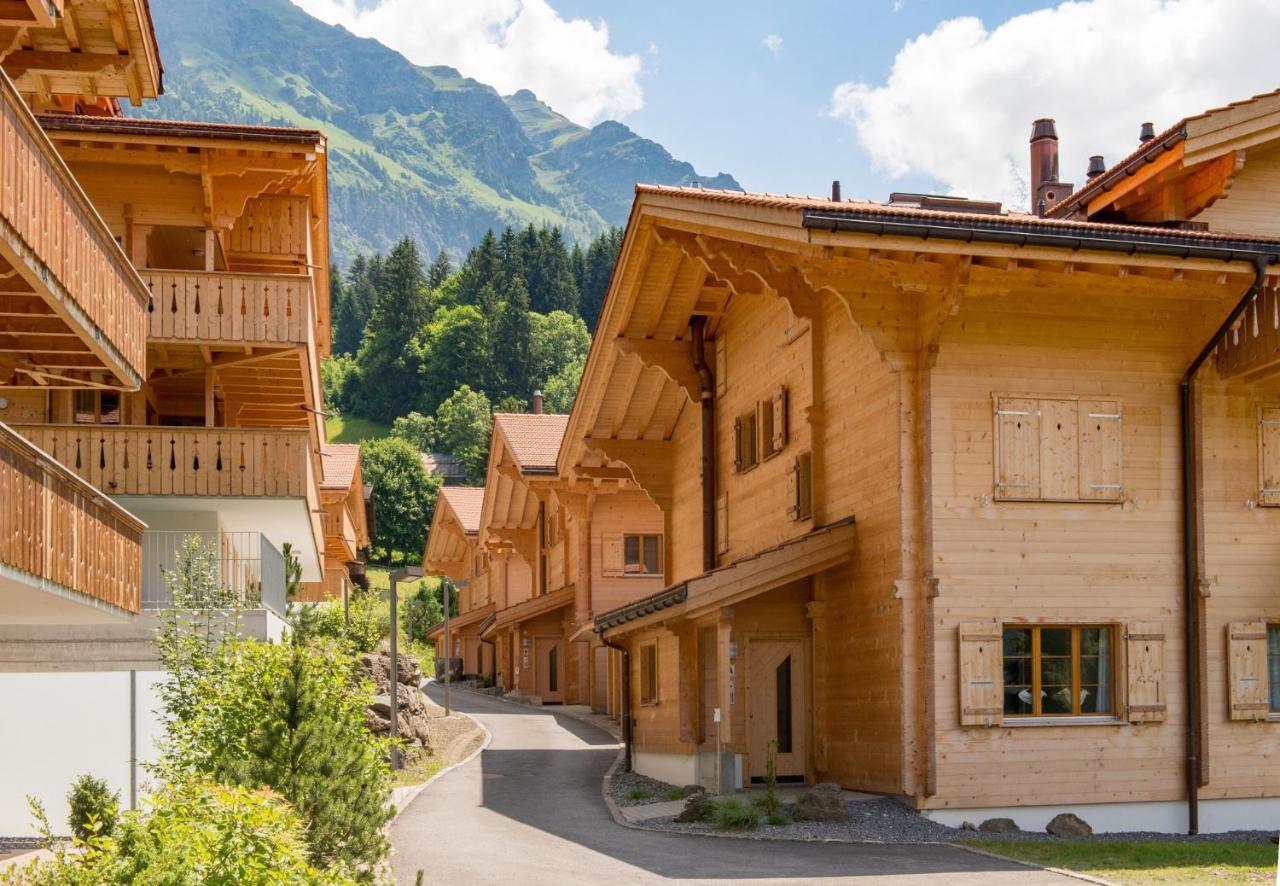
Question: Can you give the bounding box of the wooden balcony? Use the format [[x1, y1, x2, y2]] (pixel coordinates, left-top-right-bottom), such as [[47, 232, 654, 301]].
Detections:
[[322, 499, 358, 562], [9, 424, 316, 498], [140, 270, 313, 346], [1216, 284, 1280, 381], [0, 421, 143, 616], [0, 70, 147, 389]]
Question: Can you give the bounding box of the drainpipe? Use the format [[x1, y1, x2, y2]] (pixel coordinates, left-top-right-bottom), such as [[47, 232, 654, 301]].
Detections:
[[598, 630, 633, 772], [690, 317, 717, 571], [1180, 256, 1270, 834]]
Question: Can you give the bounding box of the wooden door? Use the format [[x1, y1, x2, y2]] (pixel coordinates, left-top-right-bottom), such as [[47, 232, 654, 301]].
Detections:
[[534, 636, 563, 703], [747, 639, 807, 782]]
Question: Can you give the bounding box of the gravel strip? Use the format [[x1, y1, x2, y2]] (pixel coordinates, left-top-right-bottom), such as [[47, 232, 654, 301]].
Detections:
[[609, 770, 692, 807], [0, 838, 43, 852], [616, 779, 1278, 846]]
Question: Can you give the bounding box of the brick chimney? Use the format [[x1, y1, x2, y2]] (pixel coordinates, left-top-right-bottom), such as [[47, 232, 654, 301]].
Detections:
[[1030, 118, 1074, 215], [531, 389, 543, 414]]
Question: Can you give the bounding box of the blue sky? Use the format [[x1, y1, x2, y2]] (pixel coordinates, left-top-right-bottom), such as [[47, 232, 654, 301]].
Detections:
[[293, 0, 1280, 210], [551, 0, 1048, 198]]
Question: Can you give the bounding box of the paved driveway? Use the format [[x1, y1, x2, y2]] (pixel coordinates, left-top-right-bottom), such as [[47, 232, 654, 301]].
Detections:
[[391, 687, 1075, 885]]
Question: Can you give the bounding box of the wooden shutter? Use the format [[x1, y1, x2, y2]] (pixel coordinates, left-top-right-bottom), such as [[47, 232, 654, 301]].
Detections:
[[733, 417, 744, 472], [1080, 400, 1123, 501], [772, 386, 789, 452], [1126, 623, 1166, 722], [602, 532, 625, 577], [786, 456, 799, 519], [1228, 621, 1270, 720], [1039, 398, 1079, 500], [994, 398, 1040, 500], [715, 338, 727, 398], [958, 622, 1003, 726], [1259, 407, 1280, 506], [715, 494, 728, 555]]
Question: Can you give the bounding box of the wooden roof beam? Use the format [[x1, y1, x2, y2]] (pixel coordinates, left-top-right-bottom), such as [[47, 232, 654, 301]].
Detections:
[[613, 337, 699, 405]]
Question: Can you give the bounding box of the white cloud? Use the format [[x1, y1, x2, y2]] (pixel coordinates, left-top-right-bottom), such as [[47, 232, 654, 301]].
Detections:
[[289, 0, 643, 125], [762, 33, 783, 56], [831, 0, 1280, 208], [893, 0, 907, 11]]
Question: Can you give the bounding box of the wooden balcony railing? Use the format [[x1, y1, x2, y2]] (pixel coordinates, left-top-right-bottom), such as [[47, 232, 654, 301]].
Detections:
[[0, 421, 143, 613], [140, 270, 313, 345], [10, 425, 316, 498], [322, 500, 358, 561], [0, 70, 147, 384], [1216, 284, 1280, 380]]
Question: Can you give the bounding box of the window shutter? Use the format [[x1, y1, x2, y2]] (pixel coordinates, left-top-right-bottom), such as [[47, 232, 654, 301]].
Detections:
[[715, 494, 728, 555], [994, 398, 1041, 500], [1228, 621, 1270, 720], [1126, 622, 1166, 722], [958, 622, 1003, 726], [797, 452, 813, 520], [1259, 408, 1280, 506], [772, 386, 789, 452], [733, 417, 744, 473], [715, 338, 727, 398], [602, 532, 625, 577], [786, 456, 799, 519], [1079, 400, 1123, 501], [1038, 398, 1079, 500]]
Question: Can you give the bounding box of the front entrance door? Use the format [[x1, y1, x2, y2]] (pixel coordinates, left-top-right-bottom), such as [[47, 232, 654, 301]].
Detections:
[[747, 639, 808, 782], [534, 636, 563, 703]]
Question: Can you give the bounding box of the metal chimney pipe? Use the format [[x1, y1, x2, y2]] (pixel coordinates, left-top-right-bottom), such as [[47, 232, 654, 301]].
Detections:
[[532, 390, 543, 414], [831, 180, 842, 202], [1087, 155, 1106, 179], [1140, 122, 1156, 143]]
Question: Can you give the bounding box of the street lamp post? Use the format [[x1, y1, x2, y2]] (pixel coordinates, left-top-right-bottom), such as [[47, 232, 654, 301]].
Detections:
[[442, 577, 453, 717], [388, 565, 423, 771]]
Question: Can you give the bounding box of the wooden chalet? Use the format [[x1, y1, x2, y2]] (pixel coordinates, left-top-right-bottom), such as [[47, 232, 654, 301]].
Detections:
[[569, 96, 1280, 832], [423, 485, 490, 675], [298, 442, 371, 603]]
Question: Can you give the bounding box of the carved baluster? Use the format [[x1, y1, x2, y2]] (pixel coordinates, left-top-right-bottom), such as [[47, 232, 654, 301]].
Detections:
[[169, 437, 176, 472]]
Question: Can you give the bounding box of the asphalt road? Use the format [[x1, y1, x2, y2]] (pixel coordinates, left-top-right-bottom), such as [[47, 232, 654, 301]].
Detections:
[[391, 686, 1075, 885]]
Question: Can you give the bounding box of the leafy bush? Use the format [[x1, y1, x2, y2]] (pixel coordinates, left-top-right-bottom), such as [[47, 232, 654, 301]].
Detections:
[[290, 587, 386, 654], [402, 581, 456, 644], [160, 638, 393, 879], [674, 792, 715, 823], [66, 774, 118, 841], [5, 780, 357, 885], [625, 786, 655, 802], [712, 798, 761, 831], [661, 786, 686, 802], [766, 810, 789, 826]]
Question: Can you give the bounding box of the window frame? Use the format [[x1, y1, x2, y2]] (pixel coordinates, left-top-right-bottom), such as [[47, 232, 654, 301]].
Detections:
[[73, 390, 122, 425], [622, 533, 662, 576], [1269, 624, 1280, 714], [1001, 623, 1117, 719], [735, 409, 759, 473], [639, 641, 658, 706]]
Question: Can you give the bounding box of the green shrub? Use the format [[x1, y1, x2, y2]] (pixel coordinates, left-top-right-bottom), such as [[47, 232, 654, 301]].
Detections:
[[159, 638, 393, 880], [66, 774, 118, 841], [5, 780, 357, 885], [766, 810, 789, 826], [761, 739, 781, 815], [625, 786, 655, 802], [674, 792, 715, 823], [661, 786, 686, 802], [290, 587, 385, 654], [712, 798, 762, 831]]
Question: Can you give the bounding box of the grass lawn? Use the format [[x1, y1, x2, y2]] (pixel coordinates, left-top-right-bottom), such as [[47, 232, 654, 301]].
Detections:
[[391, 747, 444, 790], [326, 414, 390, 443], [969, 839, 1277, 885]]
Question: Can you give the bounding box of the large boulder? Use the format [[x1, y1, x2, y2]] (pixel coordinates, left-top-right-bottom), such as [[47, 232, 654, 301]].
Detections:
[[979, 817, 1020, 834], [675, 792, 715, 823], [1046, 812, 1092, 838], [358, 650, 430, 749], [792, 783, 848, 822], [360, 649, 422, 691]]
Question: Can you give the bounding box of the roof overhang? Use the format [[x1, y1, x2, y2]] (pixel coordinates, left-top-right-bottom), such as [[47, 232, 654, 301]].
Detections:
[[426, 602, 496, 640], [597, 518, 856, 638], [482, 585, 575, 638]]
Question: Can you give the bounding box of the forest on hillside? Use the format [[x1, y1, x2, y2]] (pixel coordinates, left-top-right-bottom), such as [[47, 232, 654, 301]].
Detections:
[[322, 225, 622, 562]]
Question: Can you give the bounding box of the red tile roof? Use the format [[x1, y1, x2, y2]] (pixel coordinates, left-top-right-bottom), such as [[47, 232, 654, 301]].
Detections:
[[37, 113, 325, 144], [494, 413, 569, 471], [637, 184, 1280, 246], [440, 486, 485, 535], [320, 443, 360, 491]]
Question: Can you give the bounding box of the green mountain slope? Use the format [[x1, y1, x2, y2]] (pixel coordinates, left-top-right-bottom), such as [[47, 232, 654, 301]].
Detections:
[[130, 0, 739, 265]]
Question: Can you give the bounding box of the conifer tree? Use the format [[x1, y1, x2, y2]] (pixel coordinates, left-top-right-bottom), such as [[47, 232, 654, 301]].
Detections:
[[426, 250, 453, 292], [457, 229, 501, 307], [355, 237, 430, 421], [493, 275, 533, 401]]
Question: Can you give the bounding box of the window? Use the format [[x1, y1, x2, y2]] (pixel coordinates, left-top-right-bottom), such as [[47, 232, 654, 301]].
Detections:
[[993, 396, 1122, 502], [760, 387, 789, 461], [639, 642, 658, 705], [1258, 407, 1280, 506], [73, 390, 121, 425], [787, 452, 813, 521], [548, 645, 558, 693], [1270, 626, 1280, 713], [734, 410, 759, 472], [1002, 625, 1114, 717], [623, 534, 662, 575], [775, 655, 793, 754]]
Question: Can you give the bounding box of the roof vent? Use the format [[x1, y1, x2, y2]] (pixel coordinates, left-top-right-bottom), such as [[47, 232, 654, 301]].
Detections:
[[831, 180, 842, 202], [1087, 155, 1106, 179], [1139, 122, 1156, 143], [887, 193, 1003, 215]]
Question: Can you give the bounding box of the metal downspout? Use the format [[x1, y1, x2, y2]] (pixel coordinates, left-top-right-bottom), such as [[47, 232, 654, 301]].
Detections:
[[690, 317, 717, 572], [1180, 256, 1270, 834]]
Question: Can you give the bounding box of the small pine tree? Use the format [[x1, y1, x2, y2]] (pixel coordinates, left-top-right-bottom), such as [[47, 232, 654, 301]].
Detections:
[[426, 251, 453, 291], [67, 773, 119, 841]]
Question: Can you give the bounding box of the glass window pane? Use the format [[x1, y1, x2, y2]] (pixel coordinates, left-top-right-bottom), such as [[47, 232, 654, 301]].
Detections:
[[1042, 687, 1073, 714], [643, 536, 661, 574], [1079, 685, 1106, 714], [775, 655, 793, 754], [1041, 628, 1071, 656], [100, 391, 121, 424], [73, 391, 95, 424], [1041, 657, 1072, 686], [1080, 658, 1100, 684], [1003, 627, 1031, 657], [1080, 628, 1106, 656], [1269, 627, 1280, 712], [1003, 658, 1031, 686], [624, 536, 640, 565], [1004, 685, 1033, 716]]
